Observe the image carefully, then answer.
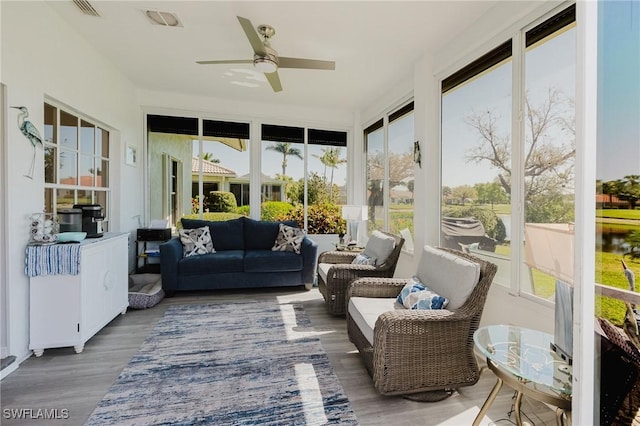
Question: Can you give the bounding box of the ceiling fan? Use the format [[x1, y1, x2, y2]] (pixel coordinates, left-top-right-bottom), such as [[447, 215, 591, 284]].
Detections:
[[196, 16, 335, 93]]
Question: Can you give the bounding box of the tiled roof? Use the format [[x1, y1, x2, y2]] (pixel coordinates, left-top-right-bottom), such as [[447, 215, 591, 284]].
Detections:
[[191, 157, 236, 176]]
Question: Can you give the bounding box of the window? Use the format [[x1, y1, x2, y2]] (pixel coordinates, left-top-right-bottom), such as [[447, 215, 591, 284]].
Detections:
[[365, 102, 415, 242], [440, 5, 575, 297], [44, 102, 111, 228], [261, 124, 347, 233]]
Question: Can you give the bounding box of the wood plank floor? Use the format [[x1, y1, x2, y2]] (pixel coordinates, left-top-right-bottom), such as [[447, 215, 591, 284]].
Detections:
[[1, 288, 560, 425]]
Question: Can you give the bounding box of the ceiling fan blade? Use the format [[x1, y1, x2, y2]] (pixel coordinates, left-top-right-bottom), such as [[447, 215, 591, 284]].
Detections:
[[196, 59, 253, 65], [265, 71, 283, 93], [237, 16, 267, 57], [278, 57, 335, 70]]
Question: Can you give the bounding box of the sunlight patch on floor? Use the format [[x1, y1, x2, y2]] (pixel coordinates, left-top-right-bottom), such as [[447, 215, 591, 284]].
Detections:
[[279, 303, 334, 340], [436, 406, 491, 425], [295, 363, 328, 425]]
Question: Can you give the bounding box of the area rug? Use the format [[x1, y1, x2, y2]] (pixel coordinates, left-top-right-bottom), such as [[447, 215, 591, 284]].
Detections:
[[85, 301, 358, 425]]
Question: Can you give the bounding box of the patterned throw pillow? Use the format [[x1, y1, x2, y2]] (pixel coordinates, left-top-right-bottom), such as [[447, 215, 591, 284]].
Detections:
[[351, 253, 376, 266], [272, 223, 305, 254], [397, 276, 449, 310], [179, 226, 214, 257]]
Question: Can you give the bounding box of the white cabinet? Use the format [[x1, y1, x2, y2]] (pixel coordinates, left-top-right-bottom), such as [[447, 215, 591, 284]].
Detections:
[[29, 233, 129, 356]]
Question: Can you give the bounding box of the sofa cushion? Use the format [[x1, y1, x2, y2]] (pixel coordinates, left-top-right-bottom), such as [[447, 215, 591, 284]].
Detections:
[[272, 223, 305, 254], [244, 250, 303, 273], [181, 217, 245, 251], [178, 250, 244, 275], [363, 230, 396, 266], [244, 218, 299, 250], [178, 226, 214, 257], [416, 245, 481, 311], [397, 276, 449, 310], [348, 296, 402, 345]]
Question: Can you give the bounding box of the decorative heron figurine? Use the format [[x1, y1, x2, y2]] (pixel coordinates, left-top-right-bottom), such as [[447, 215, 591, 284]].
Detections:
[[11, 106, 42, 179]]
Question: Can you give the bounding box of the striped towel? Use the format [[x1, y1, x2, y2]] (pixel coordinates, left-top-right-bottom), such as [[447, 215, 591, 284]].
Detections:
[[25, 244, 82, 277]]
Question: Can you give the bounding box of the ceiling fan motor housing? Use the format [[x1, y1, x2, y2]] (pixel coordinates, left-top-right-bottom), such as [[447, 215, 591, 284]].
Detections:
[[254, 45, 279, 73]]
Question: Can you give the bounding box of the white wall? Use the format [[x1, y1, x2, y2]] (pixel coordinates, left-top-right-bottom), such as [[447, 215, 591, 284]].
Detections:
[[1, 1, 141, 363]]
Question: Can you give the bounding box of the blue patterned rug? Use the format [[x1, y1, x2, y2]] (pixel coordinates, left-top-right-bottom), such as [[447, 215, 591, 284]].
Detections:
[[86, 301, 358, 425]]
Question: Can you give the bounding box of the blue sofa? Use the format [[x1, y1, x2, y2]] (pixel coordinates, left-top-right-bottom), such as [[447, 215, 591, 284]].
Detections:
[[159, 217, 318, 296]]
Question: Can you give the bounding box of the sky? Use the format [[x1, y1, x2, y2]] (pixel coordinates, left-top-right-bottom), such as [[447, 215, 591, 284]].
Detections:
[[597, 0, 640, 182], [442, 24, 576, 189]]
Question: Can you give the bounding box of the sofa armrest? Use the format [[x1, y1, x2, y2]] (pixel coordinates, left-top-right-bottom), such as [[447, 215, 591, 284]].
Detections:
[[160, 237, 183, 294], [300, 237, 318, 286]]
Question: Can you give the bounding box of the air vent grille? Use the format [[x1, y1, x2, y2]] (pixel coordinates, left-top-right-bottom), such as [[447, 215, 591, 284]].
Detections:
[[73, 0, 100, 17]]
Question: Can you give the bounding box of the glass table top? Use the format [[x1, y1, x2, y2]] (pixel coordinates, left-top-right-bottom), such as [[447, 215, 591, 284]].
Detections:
[[474, 325, 572, 396]]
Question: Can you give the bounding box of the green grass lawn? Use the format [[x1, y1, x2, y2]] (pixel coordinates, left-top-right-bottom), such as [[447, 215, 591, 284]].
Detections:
[[597, 209, 640, 220]]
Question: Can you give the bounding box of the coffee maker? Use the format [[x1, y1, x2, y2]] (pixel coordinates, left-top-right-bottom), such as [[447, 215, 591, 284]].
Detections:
[[73, 204, 104, 238]]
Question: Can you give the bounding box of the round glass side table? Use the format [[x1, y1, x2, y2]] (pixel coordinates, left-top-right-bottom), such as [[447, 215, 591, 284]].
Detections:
[[472, 325, 572, 426]]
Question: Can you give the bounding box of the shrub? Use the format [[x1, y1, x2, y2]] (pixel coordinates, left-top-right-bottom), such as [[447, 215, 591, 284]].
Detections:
[[261, 201, 293, 221], [280, 203, 346, 234], [236, 205, 250, 216], [178, 212, 244, 229], [208, 191, 237, 213]]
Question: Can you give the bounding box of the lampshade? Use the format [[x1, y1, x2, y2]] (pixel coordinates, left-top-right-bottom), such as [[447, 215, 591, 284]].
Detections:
[[341, 205, 367, 221], [254, 57, 277, 74], [524, 223, 574, 285]]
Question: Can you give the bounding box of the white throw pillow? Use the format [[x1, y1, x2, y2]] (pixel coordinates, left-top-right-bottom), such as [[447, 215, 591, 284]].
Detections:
[[415, 246, 480, 310], [363, 230, 396, 266], [272, 223, 305, 254], [179, 226, 214, 257]]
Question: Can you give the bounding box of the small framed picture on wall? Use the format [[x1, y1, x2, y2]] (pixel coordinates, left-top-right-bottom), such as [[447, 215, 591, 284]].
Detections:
[[126, 145, 137, 166]]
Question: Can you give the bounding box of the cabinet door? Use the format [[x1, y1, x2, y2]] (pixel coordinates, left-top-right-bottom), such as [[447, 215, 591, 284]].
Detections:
[[106, 235, 128, 315], [81, 244, 108, 338]]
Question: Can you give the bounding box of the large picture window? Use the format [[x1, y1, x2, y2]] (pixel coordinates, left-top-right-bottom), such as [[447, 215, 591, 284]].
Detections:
[[44, 102, 111, 228], [440, 5, 575, 297], [365, 101, 415, 242]]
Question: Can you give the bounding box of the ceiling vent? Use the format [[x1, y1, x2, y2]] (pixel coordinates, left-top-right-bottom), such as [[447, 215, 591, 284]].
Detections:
[[144, 10, 183, 27], [72, 0, 100, 17]]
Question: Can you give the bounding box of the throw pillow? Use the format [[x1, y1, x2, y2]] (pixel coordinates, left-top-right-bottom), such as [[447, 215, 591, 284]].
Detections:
[[179, 226, 214, 257], [397, 276, 449, 310], [272, 223, 305, 254], [352, 253, 376, 266], [363, 230, 396, 266]]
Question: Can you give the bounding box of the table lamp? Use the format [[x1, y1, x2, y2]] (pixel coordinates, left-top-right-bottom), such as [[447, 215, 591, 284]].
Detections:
[[524, 222, 575, 364], [341, 205, 367, 244]]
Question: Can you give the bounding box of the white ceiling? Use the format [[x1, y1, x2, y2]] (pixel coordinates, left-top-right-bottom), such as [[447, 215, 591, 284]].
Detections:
[[48, 1, 499, 111]]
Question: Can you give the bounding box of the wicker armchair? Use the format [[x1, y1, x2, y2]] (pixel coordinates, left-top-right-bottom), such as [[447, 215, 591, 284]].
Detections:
[[317, 231, 404, 316], [346, 247, 497, 400]]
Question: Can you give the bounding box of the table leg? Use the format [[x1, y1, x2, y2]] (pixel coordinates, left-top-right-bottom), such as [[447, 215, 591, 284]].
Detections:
[[514, 391, 524, 426], [555, 407, 568, 426], [473, 376, 503, 426]]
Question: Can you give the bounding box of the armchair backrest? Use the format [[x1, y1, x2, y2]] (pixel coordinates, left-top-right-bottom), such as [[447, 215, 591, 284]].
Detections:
[[431, 247, 497, 322], [374, 231, 405, 275]]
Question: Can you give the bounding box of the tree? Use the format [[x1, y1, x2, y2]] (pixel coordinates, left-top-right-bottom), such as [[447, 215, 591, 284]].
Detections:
[[451, 185, 477, 206], [266, 142, 303, 177], [474, 181, 508, 208], [313, 147, 347, 200], [601, 179, 621, 208], [201, 152, 220, 163], [619, 175, 640, 209], [465, 88, 575, 222]]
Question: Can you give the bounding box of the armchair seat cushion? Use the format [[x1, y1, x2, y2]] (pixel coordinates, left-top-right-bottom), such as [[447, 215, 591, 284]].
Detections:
[[244, 250, 303, 273], [348, 296, 402, 345], [318, 263, 332, 283]]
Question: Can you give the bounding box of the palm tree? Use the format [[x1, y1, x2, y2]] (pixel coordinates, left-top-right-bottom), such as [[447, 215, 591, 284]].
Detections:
[[201, 152, 220, 163], [323, 147, 347, 198], [266, 142, 303, 177]]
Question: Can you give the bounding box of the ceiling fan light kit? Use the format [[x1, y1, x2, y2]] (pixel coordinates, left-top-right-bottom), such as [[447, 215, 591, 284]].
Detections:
[[196, 16, 335, 92]]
